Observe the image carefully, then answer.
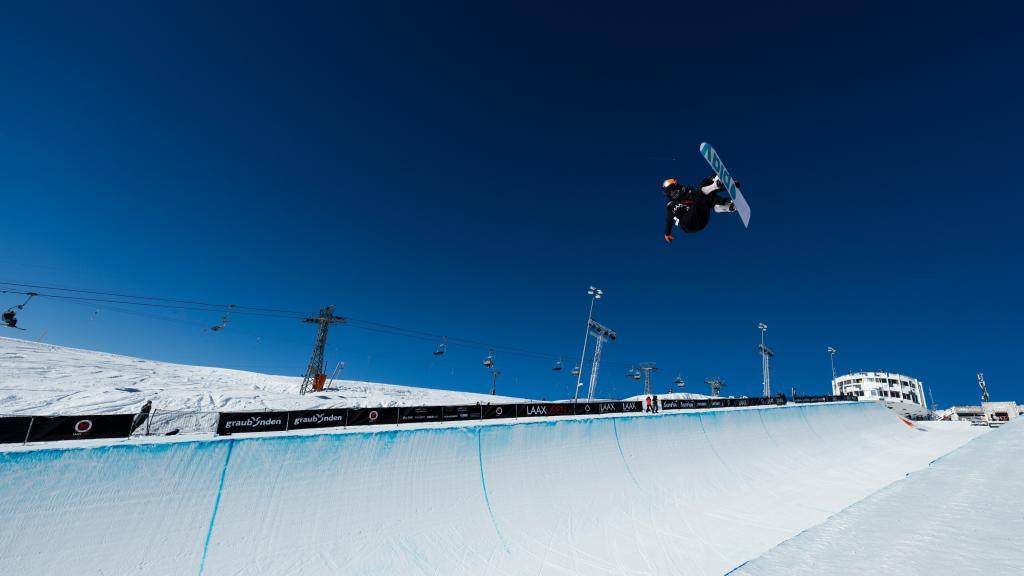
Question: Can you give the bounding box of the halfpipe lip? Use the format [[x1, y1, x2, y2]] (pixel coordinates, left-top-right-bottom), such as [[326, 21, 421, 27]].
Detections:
[[0, 402, 867, 455]]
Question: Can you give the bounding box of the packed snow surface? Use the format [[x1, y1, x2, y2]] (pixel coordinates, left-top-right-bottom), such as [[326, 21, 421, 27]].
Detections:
[[0, 336, 527, 414], [0, 401, 986, 575], [730, 417, 1022, 575]]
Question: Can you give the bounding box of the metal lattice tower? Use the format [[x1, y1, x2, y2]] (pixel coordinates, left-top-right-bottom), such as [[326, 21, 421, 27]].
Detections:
[[706, 377, 726, 398], [639, 362, 658, 397], [299, 305, 347, 395], [586, 319, 617, 401], [758, 323, 774, 398], [977, 373, 989, 403]]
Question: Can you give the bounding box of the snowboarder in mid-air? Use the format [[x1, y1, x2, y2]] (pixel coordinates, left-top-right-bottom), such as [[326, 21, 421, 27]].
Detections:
[[662, 175, 738, 242]]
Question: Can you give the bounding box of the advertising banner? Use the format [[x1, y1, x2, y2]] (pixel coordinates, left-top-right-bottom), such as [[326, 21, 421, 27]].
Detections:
[[346, 407, 399, 427], [794, 395, 846, 404], [398, 406, 444, 424], [0, 417, 33, 444], [659, 399, 689, 410], [481, 404, 516, 420], [572, 401, 643, 415], [287, 409, 349, 431], [442, 405, 482, 421], [26, 414, 135, 442], [517, 403, 574, 418], [216, 412, 288, 436]]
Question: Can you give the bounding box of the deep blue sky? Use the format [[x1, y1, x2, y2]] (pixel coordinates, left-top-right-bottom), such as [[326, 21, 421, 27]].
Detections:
[[1, 1, 1020, 407]]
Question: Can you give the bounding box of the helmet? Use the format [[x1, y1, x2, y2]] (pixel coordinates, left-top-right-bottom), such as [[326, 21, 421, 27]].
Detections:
[[662, 178, 682, 200]]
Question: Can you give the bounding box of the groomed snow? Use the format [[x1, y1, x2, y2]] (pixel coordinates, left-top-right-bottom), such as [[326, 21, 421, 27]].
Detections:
[[729, 417, 1022, 575], [0, 401, 986, 575], [0, 336, 527, 414]]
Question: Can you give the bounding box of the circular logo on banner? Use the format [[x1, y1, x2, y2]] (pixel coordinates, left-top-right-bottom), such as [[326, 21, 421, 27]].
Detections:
[[369, 410, 378, 422], [584, 405, 592, 413], [74, 419, 93, 434], [495, 407, 503, 416]]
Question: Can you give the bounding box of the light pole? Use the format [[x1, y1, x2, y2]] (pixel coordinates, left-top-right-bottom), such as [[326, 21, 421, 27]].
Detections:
[[827, 346, 838, 395], [585, 319, 616, 401], [573, 286, 602, 402], [758, 323, 773, 398], [490, 368, 501, 396]]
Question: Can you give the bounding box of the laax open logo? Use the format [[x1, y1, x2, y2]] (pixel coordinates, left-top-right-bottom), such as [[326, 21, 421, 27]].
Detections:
[[73, 419, 93, 435]]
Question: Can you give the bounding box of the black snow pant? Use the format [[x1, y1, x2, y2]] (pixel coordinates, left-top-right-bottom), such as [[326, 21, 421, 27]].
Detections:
[[677, 199, 714, 233]]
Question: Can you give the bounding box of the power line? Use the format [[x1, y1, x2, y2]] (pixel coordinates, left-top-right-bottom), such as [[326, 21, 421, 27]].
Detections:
[[0, 281, 309, 318], [1, 280, 653, 372], [0, 288, 302, 320]]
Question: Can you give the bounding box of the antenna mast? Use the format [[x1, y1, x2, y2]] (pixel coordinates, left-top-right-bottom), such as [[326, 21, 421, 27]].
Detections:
[[299, 305, 347, 395], [977, 373, 989, 403]]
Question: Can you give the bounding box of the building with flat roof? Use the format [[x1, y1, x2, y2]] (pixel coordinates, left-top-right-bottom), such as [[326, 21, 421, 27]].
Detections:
[[832, 371, 929, 419], [940, 402, 1020, 427]]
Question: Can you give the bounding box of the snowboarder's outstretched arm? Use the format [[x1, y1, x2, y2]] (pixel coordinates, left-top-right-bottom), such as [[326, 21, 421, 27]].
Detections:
[[664, 203, 676, 242]]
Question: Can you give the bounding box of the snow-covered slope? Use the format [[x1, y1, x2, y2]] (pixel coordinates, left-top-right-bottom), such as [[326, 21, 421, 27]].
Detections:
[[731, 417, 1022, 575], [0, 336, 527, 414], [0, 402, 986, 575]]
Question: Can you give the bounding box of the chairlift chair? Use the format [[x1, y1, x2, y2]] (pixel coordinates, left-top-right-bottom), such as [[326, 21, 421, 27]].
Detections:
[[483, 350, 494, 368], [552, 358, 563, 371], [210, 304, 236, 332], [3, 292, 38, 329], [571, 364, 581, 377], [433, 337, 447, 356]]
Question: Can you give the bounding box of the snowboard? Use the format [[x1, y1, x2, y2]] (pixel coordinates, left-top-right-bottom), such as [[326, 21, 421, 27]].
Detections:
[[699, 142, 751, 228]]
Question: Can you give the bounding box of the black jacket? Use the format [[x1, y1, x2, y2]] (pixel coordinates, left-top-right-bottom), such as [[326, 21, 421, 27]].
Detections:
[[664, 177, 732, 235]]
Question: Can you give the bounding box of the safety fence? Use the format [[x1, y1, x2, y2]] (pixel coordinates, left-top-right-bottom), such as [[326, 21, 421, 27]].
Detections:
[[216, 400, 645, 435], [133, 409, 220, 437], [0, 395, 857, 443]]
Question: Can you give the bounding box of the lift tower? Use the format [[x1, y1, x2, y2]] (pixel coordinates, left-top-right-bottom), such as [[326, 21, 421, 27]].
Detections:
[[638, 362, 658, 397], [299, 305, 347, 395], [706, 377, 726, 398]]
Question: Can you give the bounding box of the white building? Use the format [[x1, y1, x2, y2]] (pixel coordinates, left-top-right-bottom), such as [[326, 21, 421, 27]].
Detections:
[[940, 402, 1021, 427], [832, 371, 930, 419]]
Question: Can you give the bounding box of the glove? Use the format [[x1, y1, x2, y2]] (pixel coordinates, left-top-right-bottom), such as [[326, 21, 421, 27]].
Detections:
[[664, 234, 674, 243]]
